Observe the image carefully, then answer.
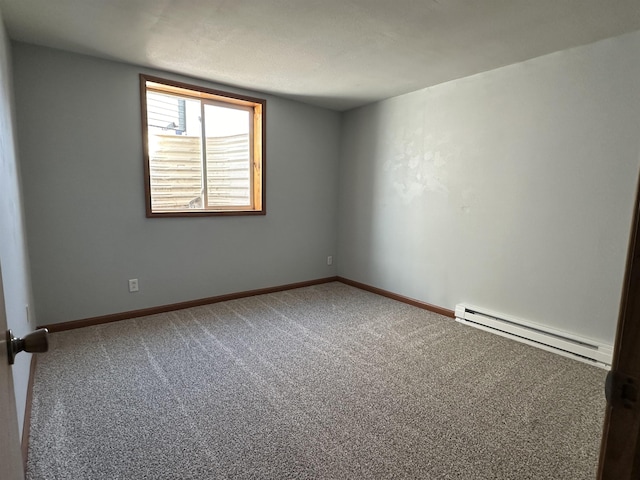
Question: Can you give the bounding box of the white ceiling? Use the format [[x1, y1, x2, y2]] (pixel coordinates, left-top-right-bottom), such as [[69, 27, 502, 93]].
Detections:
[[1, 0, 640, 111]]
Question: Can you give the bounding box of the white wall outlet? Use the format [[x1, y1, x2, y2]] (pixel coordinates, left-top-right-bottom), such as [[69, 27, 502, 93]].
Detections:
[[327, 255, 333, 266], [128, 278, 139, 292]]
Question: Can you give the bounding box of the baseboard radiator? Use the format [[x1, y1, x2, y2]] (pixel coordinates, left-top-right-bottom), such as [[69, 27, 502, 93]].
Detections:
[[454, 304, 612, 369]]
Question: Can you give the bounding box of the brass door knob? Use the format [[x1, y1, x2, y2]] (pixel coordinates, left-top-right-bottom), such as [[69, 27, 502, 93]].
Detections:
[[6, 328, 49, 365]]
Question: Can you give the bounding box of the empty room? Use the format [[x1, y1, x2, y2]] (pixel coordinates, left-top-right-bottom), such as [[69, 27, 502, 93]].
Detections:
[[1, 1, 640, 479]]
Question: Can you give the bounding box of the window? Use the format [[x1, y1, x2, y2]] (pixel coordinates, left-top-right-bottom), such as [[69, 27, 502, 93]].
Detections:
[[140, 74, 265, 216]]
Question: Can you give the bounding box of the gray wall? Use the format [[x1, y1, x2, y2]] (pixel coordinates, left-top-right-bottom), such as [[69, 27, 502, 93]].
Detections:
[[13, 31, 640, 346], [13, 43, 340, 326], [338, 31, 640, 345], [0, 17, 35, 437]]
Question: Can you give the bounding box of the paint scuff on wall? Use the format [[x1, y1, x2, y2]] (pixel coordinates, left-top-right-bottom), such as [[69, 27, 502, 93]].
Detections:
[[383, 129, 460, 204]]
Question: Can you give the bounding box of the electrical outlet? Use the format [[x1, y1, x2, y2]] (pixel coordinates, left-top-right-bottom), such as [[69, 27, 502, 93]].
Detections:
[[128, 278, 139, 293], [327, 255, 333, 266]]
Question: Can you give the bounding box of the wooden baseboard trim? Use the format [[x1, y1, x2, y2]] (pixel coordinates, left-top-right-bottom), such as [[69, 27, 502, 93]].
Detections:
[[22, 354, 37, 471], [40, 276, 452, 332], [41, 277, 339, 333], [336, 277, 455, 318]]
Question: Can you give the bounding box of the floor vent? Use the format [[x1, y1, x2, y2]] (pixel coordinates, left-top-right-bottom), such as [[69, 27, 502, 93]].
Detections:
[[455, 304, 612, 369]]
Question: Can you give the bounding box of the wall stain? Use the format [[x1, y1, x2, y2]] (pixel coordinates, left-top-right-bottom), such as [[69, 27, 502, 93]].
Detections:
[[383, 129, 460, 205]]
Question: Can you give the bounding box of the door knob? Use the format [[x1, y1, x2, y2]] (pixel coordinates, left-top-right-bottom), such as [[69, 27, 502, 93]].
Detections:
[[6, 328, 49, 365]]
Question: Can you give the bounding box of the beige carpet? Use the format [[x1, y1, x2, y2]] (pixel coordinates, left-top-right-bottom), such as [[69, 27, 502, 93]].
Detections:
[[26, 282, 606, 479]]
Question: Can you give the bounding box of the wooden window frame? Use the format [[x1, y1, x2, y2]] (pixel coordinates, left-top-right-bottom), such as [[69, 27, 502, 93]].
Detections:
[[140, 74, 266, 217]]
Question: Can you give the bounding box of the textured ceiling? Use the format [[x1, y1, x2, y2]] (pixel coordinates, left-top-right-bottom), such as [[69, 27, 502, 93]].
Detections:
[[1, 0, 640, 111]]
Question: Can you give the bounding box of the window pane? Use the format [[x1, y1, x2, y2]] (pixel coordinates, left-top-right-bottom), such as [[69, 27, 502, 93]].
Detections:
[[204, 104, 251, 208], [141, 75, 265, 216], [147, 92, 204, 211]]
